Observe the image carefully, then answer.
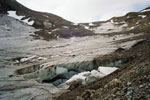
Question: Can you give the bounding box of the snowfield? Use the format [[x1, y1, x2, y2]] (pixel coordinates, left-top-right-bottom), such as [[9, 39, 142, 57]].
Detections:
[[89, 21, 128, 34]]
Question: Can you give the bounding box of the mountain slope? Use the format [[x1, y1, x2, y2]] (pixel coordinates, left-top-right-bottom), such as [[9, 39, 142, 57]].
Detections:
[[80, 7, 150, 35], [0, 0, 94, 40], [0, 1, 150, 100]]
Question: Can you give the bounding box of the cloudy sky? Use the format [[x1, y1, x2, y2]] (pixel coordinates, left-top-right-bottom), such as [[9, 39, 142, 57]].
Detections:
[[17, 0, 150, 23]]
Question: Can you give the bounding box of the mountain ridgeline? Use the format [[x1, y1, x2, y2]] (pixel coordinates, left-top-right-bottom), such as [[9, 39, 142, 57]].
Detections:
[[0, 0, 94, 40]]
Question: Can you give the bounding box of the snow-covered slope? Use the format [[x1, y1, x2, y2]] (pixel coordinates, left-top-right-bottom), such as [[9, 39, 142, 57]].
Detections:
[[80, 7, 150, 35]]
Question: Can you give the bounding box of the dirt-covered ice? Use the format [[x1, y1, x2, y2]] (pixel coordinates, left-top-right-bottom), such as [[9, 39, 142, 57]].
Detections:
[[0, 14, 146, 100]]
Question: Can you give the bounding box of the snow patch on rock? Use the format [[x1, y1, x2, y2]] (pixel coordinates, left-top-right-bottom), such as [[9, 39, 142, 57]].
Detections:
[[84, 26, 89, 29], [8, 11, 34, 25], [111, 20, 114, 24], [51, 28, 60, 32], [20, 55, 37, 62], [91, 22, 128, 34], [89, 23, 95, 26], [130, 26, 135, 30], [15, 55, 47, 63], [141, 9, 150, 12], [66, 66, 118, 85], [98, 67, 118, 75], [62, 26, 69, 28], [37, 57, 47, 60], [66, 71, 91, 83], [138, 15, 146, 18]]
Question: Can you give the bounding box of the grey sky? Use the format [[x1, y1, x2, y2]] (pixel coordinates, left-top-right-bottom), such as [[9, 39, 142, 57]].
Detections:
[[17, 0, 149, 23]]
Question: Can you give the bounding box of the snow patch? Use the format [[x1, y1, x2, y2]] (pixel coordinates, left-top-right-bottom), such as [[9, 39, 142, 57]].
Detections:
[[8, 11, 34, 25], [111, 20, 114, 23], [48, 32, 52, 35], [42, 15, 49, 18], [62, 26, 69, 28], [66, 71, 90, 83], [130, 26, 135, 30], [84, 26, 89, 29], [92, 22, 128, 34], [37, 57, 47, 60], [66, 66, 118, 85], [136, 21, 140, 25], [98, 67, 118, 75], [15, 55, 47, 63], [138, 15, 146, 18], [20, 55, 37, 62], [89, 70, 105, 78], [51, 28, 60, 32], [127, 16, 130, 19], [89, 23, 94, 26], [141, 9, 150, 12]]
